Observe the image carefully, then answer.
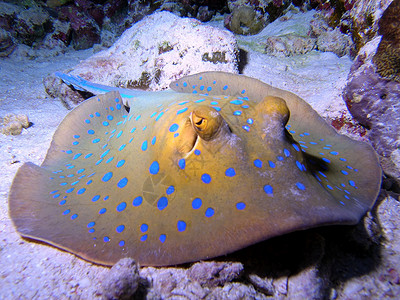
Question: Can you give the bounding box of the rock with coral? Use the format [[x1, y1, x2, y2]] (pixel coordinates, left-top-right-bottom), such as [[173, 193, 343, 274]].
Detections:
[[343, 36, 400, 182], [45, 11, 238, 106], [372, 0, 400, 82], [0, 114, 30, 135], [100, 258, 140, 300], [0, 28, 15, 57], [225, 6, 265, 35], [264, 33, 316, 56]]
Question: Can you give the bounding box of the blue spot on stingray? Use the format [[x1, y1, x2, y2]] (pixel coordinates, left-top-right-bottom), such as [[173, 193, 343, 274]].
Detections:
[[102, 172, 113, 182], [223, 85, 228, 90], [87, 129, 95, 135], [77, 168, 85, 174], [150, 112, 157, 118], [192, 198, 202, 209], [156, 112, 164, 121], [106, 157, 114, 164], [142, 140, 148, 151], [149, 161, 159, 175], [177, 107, 188, 115], [225, 168, 236, 177], [211, 101, 218, 105], [135, 115, 141, 121], [116, 131, 123, 138], [116, 225, 125, 233], [241, 89, 246, 94], [71, 214, 78, 220], [119, 144, 126, 151], [194, 149, 201, 155], [116, 160, 125, 168], [107, 115, 113, 120], [65, 188, 74, 193], [92, 195, 100, 202], [99, 208, 106, 214], [327, 184, 333, 190], [117, 177, 128, 188], [73, 141, 79, 145], [206, 87, 212, 92], [87, 222, 95, 228], [247, 118, 254, 124], [157, 197, 168, 210], [177, 221, 186, 232], [296, 182, 306, 190], [340, 157, 347, 161], [92, 138, 100, 144], [85, 153, 92, 159], [95, 112, 100, 117], [268, 161, 275, 168], [166, 186, 175, 195], [77, 188, 86, 195], [59, 199, 65, 205], [151, 136, 156, 145], [174, 133, 179, 138], [284, 149, 290, 157], [95, 159, 103, 165], [104, 237, 110, 242], [169, 123, 179, 132], [330, 151, 339, 155], [73, 153, 82, 160], [140, 234, 148, 242], [63, 209, 70, 215], [341, 170, 348, 175], [201, 173, 211, 184], [349, 180, 356, 187], [85, 119, 90, 124], [178, 159, 186, 170], [254, 159, 263, 168], [140, 224, 148, 232], [65, 150, 73, 154], [183, 82, 188, 87], [86, 180, 92, 185], [159, 234, 166, 243], [116, 103, 121, 110], [74, 135, 80, 139], [119, 240, 125, 247], [263, 185, 273, 196], [322, 158, 331, 163], [233, 110, 242, 116], [242, 125, 250, 132], [213, 106, 221, 111], [277, 156, 284, 161], [205, 208, 214, 218], [71, 181, 79, 186], [236, 202, 246, 210], [292, 144, 300, 151], [133, 196, 143, 206], [230, 99, 243, 105]]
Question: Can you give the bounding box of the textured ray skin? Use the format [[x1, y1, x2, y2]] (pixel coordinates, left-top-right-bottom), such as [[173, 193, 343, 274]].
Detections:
[[9, 72, 381, 266]]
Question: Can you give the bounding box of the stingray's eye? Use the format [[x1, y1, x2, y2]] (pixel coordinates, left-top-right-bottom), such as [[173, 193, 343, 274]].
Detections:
[[192, 115, 207, 131], [191, 106, 223, 141]]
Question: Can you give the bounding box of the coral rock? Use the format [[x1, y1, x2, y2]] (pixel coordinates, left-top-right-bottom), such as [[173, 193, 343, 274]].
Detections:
[[100, 258, 140, 300], [46, 11, 238, 105], [226, 6, 265, 35], [0, 27, 15, 56], [373, 0, 400, 82], [187, 261, 244, 288], [0, 114, 30, 135], [264, 34, 316, 56], [343, 37, 400, 181]]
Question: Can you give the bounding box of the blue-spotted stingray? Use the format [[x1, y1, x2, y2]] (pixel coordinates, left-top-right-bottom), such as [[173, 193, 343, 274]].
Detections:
[[9, 71, 382, 266]]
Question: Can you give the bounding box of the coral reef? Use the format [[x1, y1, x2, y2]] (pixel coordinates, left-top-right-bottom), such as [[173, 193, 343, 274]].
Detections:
[[373, 0, 400, 82], [0, 114, 30, 135], [343, 36, 400, 182], [44, 11, 238, 107]]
